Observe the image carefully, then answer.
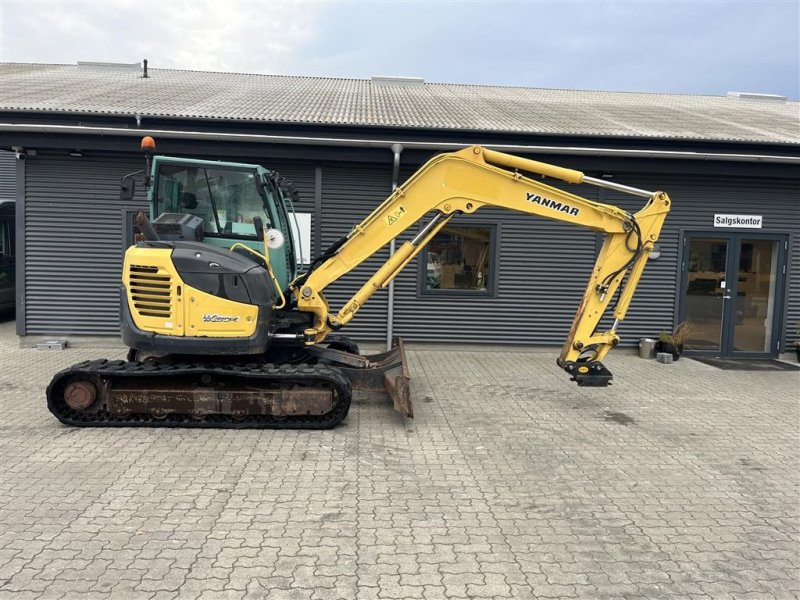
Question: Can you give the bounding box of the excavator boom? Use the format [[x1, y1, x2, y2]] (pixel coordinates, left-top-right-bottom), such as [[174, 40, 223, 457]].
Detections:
[[293, 146, 670, 385]]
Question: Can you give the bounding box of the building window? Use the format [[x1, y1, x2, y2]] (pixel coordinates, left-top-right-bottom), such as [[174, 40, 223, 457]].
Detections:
[[420, 224, 497, 295]]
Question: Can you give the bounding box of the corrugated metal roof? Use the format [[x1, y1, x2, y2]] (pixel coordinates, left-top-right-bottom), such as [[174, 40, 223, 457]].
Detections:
[[1, 62, 798, 145]]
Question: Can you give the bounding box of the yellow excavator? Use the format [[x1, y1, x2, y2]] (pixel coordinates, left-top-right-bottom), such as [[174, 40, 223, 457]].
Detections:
[[47, 138, 670, 429]]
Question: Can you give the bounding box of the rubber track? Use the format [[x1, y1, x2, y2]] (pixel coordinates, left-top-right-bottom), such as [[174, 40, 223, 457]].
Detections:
[[47, 359, 352, 430]]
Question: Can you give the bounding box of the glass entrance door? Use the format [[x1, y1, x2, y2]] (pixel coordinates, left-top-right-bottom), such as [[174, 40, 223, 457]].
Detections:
[[684, 237, 728, 352], [682, 233, 787, 357], [732, 239, 780, 353]]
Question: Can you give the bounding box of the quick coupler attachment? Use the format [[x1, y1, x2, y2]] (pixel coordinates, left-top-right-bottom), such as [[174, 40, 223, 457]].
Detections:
[[563, 361, 613, 387]]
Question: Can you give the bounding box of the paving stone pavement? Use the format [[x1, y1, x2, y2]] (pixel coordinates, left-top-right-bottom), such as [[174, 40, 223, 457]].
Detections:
[[1, 318, 799, 600]]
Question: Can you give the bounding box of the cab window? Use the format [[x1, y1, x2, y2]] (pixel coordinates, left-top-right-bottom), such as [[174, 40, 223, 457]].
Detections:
[[155, 164, 268, 238]]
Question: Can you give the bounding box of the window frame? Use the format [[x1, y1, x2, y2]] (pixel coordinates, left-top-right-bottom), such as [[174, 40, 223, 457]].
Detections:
[[417, 221, 500, 298]]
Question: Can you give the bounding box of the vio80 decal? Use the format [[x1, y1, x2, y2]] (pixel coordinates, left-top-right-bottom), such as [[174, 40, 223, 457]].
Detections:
[[202, 314, 241, 323]]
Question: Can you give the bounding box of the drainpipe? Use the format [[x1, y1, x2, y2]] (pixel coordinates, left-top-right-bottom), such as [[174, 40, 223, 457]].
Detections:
[[386, 143, 403, 350]]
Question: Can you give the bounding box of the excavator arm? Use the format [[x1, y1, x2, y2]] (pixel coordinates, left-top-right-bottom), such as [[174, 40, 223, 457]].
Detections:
[[291, 146, 670, 386]]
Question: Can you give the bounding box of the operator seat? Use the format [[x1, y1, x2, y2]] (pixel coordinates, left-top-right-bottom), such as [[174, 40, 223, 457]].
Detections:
[[180, 192, 198, 210]]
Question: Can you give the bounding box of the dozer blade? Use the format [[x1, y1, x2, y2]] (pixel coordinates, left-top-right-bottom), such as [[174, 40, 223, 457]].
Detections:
[[309, 337, 412, 417]]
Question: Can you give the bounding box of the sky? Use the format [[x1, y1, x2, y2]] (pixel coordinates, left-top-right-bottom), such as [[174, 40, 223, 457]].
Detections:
[[0, 0, 798, 99]]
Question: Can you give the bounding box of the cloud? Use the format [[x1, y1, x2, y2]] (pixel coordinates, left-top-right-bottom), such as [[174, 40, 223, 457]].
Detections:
[[0, 0, 798, 98], [137, 1, 322, 73], [0, 0, 325, 74]]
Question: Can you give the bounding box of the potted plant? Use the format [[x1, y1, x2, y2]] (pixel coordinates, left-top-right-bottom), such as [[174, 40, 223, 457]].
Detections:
[[655, 321, 694, 361]]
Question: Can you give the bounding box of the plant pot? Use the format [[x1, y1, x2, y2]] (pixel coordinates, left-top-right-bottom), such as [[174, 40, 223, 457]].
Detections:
[[655, 340, 683, 361]]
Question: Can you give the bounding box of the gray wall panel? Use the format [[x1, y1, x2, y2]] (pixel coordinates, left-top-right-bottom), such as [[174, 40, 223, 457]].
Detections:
[[23, 153, 314, 337], [394, 157, 606, 345], [786, 232, 799, 348], [0, 150, 15, 199], [391, 188, 599, 345], [319, 162, 393, 341], [250, 158, 316, 211], [19, 148, 799, 354], [24, 153, 146, 335], [603, 173, 800, 349], [391, 161, 799, 348]]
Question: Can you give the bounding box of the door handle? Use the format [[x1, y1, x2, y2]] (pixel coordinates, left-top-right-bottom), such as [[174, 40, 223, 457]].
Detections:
[[723, 295, 732, 299]]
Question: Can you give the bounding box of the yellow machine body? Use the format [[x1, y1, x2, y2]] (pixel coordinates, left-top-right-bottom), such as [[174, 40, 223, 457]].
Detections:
[[123, 246, 259, 339]]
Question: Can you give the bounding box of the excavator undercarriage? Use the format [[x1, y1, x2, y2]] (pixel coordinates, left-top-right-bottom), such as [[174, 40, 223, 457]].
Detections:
[[47, 337, 410, 428]]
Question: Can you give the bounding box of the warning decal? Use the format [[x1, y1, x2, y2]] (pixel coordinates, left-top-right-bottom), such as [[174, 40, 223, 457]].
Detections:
[[386, 205, 407, 225]]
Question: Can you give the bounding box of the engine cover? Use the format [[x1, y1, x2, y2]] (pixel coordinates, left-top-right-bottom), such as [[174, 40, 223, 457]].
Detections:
[[121, 241, 275, 355]]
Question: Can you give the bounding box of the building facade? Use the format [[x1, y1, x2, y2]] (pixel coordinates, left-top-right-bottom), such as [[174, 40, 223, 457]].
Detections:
[[1, 63, 798, 357]]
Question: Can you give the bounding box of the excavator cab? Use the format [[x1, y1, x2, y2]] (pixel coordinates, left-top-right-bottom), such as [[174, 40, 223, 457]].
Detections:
[[117, 150, 301, 358], [150, 156, 297, 290]]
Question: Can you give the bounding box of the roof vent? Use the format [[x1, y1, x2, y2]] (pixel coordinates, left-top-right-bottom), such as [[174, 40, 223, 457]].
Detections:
[[77, 61, 141, 70], [371, 75, 425, 87], [727, 91, 787, 102]]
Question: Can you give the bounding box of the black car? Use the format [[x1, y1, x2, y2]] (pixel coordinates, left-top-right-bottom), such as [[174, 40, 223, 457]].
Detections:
[[0, 200, 14, 311]]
